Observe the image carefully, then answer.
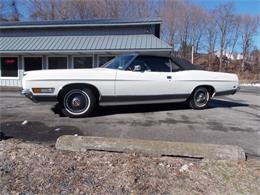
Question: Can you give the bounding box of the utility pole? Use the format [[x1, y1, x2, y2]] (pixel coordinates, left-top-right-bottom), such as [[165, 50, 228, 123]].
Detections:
[[191, 45, 194, 64]]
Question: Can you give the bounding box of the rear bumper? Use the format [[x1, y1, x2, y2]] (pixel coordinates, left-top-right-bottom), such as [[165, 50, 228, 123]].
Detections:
[[21, 89, 57, 103], [214, 88, 239, 96]]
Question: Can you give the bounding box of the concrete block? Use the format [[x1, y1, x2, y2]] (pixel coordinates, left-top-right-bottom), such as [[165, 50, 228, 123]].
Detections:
[[56, 135, 246, 161]]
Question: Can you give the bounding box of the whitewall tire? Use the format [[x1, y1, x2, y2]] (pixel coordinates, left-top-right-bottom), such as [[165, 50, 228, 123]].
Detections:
[[189, 87, 210, 109], [62, 88, 96, 117]]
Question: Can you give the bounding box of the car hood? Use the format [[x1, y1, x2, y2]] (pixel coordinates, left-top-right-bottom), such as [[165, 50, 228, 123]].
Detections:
[[23, 68, 115, 81]]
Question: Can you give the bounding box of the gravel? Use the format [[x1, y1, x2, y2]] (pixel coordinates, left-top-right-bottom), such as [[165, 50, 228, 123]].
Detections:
[[0, 139, 260, 194]]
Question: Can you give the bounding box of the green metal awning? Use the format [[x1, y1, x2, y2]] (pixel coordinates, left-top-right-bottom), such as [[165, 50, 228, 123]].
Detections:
[[0, 34, 171, 54]]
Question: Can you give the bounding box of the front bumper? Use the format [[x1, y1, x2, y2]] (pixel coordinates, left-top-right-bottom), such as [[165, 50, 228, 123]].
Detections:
[[21, 89, 38, 102], [21, 89, 57, 103]]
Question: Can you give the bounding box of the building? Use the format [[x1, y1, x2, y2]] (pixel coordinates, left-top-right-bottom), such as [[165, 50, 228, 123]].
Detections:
[[0, 18, 171, 87], [215, 50, 243, 61]]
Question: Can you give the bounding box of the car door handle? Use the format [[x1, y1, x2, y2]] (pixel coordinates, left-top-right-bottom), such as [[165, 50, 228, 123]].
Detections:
[[167, 76, 172, 79]]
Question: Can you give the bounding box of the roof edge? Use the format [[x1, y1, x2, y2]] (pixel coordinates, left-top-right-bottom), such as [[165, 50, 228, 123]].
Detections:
[[0, 17, 162, 29], [0, 49, 171, 54]]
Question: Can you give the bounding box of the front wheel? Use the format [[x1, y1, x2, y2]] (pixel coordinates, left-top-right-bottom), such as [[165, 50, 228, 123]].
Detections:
[[62, 88, 96, 117], [189, 87, 210, 109]]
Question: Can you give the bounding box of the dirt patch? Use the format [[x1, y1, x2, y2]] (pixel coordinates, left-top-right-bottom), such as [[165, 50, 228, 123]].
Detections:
[[0, 139, 259, 194]]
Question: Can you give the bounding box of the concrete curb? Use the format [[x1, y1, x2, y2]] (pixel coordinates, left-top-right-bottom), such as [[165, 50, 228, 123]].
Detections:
[[56, 136, 246, 161]]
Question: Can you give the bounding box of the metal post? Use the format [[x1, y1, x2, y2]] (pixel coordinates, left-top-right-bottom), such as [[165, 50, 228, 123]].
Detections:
[[191, 46, 194, 64]]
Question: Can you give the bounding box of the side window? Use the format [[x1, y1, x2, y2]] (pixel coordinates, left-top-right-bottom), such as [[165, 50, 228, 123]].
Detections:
[[148, 57, 171, 72], [127, 58, 150, 71], [128, 56, 171, 72], [131, 56, 171, 72], [170, 60, 181, 72]]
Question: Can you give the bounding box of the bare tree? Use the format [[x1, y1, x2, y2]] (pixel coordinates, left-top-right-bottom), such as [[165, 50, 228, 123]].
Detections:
[[158, 0, 179, 54], [226, 15, 240, 57], [205, 11, 218, 69], [121, 0, 150, 18], [189, 4, 206, 54], [28, 0, 58, 20], [240, 15, 259, 71], [214, 2, 234, 71], [27, 0, 150, 20], [177, 2, 192, 59], [69, 0, 102, 19], [0, 1, 8, 21], [9, 0, 21, 21], [0, 0, 22, 21]]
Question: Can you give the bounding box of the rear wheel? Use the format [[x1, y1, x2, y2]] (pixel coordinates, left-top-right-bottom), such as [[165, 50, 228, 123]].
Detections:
[[61, 88, 96, 117], [189, 87, 210, 109]]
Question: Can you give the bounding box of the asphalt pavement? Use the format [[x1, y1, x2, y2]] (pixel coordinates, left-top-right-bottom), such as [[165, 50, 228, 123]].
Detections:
[[0, 86, 259, 159]]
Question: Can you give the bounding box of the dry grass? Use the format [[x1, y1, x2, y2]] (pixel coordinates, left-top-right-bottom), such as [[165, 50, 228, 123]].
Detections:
[[1, 139, 260, 194]]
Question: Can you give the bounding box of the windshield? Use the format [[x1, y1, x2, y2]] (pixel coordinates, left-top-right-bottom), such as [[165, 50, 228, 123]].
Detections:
[[101, 54, 135, 69]]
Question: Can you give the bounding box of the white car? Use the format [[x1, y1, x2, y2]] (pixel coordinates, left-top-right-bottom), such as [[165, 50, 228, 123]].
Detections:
[[22, 53, 239, 117]]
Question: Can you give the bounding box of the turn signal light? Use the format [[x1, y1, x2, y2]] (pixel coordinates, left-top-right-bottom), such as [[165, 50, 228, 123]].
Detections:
[[32, 88, 54, 93]]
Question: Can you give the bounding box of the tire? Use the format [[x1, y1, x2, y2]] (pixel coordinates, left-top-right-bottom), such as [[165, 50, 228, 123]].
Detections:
[[61, 88, 96, 117], [189, 87, 210, 109]]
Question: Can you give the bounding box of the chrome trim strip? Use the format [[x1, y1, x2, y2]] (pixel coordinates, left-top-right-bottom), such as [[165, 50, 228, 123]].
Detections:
[[179, 80, 236, 82], [100, 98, 187, 106], [99, 94, 189, 106]]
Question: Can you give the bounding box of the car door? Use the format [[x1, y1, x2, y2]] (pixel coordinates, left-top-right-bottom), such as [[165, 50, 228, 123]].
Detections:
[[115, 56, 175, 101]]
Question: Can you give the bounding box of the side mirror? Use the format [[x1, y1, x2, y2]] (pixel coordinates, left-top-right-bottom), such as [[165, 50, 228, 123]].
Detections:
[[133, 65, 141, 71]]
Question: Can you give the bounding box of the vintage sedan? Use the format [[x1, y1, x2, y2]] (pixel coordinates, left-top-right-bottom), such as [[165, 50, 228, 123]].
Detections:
[[22, 53, 239, 117]]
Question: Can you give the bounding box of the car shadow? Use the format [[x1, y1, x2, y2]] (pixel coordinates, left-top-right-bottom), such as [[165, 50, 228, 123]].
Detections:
[[0, 121, 83, 143], [208, 99, 249, 108], [51, 99, 249, 118]]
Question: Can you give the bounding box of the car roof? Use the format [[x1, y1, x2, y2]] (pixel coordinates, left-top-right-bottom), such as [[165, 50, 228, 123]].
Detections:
[[171, 57, 203, 70], [118, 53, 203, 70]]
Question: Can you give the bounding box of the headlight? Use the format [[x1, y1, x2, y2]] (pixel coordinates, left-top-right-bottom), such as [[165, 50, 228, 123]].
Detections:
[[32, 88, 54, 93]]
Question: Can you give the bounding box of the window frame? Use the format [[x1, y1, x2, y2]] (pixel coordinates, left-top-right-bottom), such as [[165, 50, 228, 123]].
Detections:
[[0, 56, 19, 79], [72, 55, 94, 69], [23, 56, 43, 72], [47, 56, 68, 69], [97, 55, 116, 67]]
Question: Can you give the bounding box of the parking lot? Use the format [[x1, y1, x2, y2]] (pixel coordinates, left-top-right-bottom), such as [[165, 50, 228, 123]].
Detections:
[[1, 86, 260, 159]]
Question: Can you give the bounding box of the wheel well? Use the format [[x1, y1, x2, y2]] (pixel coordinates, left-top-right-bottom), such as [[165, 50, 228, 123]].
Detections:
[[57, 83, 100, 103], [192, 85, 215, 98]]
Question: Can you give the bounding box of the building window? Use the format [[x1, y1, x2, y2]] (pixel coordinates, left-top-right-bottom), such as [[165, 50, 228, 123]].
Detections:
[[1, 57, 18, 77], [98, 56, 115, 67], [48, 57, 67, 69], [24, 57, 42, 71], [73, 57, 93, 69]]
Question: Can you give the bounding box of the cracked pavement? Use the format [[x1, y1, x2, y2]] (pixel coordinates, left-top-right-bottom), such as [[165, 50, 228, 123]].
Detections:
[[1, 86, 259, 159]]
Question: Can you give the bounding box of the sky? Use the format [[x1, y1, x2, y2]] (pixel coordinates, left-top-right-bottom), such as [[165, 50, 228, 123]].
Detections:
[[15, 0, 260, 18], [191, 0, 260, 15]]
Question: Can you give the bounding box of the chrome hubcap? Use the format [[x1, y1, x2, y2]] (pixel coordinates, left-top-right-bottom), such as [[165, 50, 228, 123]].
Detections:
[[72, 97, 81, 107], [194, 89, 208, 107], [64, 90, 90, 114], [196, 92, 206, 103]]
